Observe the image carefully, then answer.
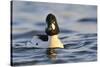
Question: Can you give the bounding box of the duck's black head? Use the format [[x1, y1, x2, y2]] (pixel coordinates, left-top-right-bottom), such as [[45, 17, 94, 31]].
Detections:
[[45, 14, 60, 36]]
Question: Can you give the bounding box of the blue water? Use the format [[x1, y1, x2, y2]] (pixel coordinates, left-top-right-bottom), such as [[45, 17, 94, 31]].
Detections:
[[11, 1, 97, 66]]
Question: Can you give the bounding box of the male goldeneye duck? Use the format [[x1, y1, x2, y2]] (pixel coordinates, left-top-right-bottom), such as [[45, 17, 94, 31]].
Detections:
[[45, 13, 64, 48], [27, 14, 64, 49]]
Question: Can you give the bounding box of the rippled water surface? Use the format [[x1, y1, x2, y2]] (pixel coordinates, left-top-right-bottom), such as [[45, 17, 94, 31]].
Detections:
[[11, 1, 97, 66]]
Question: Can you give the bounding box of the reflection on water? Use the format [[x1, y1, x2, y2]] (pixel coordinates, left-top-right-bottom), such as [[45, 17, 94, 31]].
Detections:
[[11, 1, 97, 66], [47, 48, 57, 61]]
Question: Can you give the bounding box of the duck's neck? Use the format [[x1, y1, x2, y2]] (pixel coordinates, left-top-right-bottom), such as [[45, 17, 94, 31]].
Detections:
[[49, 35, 64, 48]]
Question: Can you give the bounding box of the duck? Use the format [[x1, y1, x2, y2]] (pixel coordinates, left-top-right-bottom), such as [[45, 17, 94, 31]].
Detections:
[[26, 13, 64, 49], [45, 13, 64, 48]]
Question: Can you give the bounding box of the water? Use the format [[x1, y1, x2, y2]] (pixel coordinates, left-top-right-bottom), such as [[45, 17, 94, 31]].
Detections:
[[11, 1, 97, 66]]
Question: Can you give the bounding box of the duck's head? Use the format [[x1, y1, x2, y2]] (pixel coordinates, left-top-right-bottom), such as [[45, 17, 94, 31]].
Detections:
[[45, 14, 59, 36]]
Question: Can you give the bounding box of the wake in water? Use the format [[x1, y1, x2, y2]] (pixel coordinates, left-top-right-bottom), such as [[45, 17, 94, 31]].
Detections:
[[12, 33, 97, 66], [13, 33, 97, 49]]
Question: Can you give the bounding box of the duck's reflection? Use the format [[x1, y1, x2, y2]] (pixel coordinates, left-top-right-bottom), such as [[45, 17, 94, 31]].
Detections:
[[46, 48, 57, 61]]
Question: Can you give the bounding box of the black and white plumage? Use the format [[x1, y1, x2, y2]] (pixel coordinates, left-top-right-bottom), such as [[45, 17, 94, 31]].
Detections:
[[45, 14, 64, 48], [28, 13, 64, 48]]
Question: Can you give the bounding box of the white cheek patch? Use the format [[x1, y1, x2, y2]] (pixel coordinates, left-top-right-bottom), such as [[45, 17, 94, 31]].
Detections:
[[51, 23, 55, 30]]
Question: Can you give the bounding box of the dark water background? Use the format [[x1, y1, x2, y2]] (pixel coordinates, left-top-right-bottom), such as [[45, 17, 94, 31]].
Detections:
[[11, 1, 97, 66]]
